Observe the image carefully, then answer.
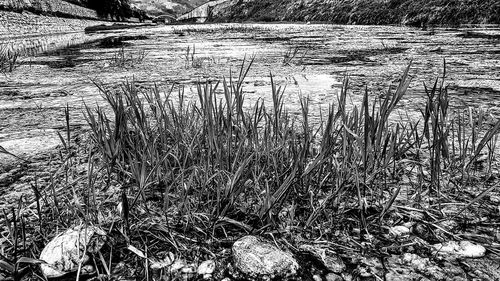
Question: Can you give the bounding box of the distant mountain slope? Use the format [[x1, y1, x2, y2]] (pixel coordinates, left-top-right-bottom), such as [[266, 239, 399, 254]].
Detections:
[[212, 0, 500, 26], [130, 0, 209, 16]]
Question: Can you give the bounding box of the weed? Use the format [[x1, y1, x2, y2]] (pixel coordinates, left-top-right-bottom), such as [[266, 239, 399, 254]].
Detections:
[[183, 44, 204, 68], [110, 47, 147, 68], [0, 45, 21, 73], [282, 46, 308, 66], [83, 58, 500, 240]]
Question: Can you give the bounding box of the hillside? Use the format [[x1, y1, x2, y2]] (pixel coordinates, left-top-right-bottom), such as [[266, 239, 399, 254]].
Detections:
[[62, 0, 209, 16], [130, 0, 208, 16], [211, 0, 500, 26]]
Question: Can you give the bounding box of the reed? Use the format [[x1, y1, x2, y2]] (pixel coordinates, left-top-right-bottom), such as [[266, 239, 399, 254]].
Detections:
[[0, 45, 20, 73], [82, 59, 500, 238], [110, 47, 147, 68]]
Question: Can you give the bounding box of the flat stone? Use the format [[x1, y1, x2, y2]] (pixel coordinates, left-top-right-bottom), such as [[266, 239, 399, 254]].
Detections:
[[197, 259, 216, 276], [232, 235, 298, 279], [39, 225, 106, 278], [356, 257, 384, 278], [325, 273, 343, 281], [385, 253, 466, 280], [389, 225, 411, 238], [432, 240, 486, 258]]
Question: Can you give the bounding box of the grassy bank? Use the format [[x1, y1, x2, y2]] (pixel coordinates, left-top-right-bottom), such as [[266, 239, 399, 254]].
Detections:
[[213, 0, 500, 26], [2, 59, 500, 279]]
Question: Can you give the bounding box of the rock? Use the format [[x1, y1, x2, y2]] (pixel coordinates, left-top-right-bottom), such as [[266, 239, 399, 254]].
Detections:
[[385, 253, 466, 281], [298, 244, 345, 273], [342, 272, 353, 281], [413, 222, 438, 243], [312, 274, 322, 281], [460, 258, 500, 280], [232, 235, 298, 279], [39, 225, 106, 278], [429, 46, 442, 53], [198, 260, 216, 279], [170, 259, 187, 272], [389, 225, 410, 238], [402, 253, 430, 271], [180, 265, 196, 280], [326, 273, 343, 281], [356, 257, 383, 279], [436, 217, 459, 228], [432, 240, 486, 258]]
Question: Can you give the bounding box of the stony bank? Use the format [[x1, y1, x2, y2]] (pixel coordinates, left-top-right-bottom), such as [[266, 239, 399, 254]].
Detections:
[[0, 0, 104, 37]]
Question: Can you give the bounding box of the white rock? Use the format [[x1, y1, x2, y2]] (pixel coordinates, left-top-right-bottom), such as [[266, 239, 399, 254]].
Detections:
[[170, 259, 187, 272], [389, 225, 411, 238], [197, 260, 216, 275], [432, 240, 486, 258], [326, 273, 343, 281], [181, 265, 195, 274], [39, 225, 106, 278], [180, 264, 196, 281], [232, 235, 298, 279], [313, 274, 322, 281], [402, 253, 429, 271]]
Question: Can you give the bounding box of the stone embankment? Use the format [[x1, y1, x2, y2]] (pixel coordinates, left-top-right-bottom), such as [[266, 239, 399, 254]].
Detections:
[[0, 10, 105, 38], [0, 0, 102, 39], [0, 0, 106, 54], [0, 0, 98, 19]]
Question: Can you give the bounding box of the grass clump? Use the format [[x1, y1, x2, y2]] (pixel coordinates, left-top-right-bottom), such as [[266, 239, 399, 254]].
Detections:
[[84, 57, 500, 241], [0, 45, 20, 73], [2, 58, 500, 280], [182, 45, 204, 69], [110, 47, 147, 68], [282, 46, 308, 66]]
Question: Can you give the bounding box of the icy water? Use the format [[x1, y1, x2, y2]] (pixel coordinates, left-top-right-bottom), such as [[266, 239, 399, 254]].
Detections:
[[1, 23, 499, 160]]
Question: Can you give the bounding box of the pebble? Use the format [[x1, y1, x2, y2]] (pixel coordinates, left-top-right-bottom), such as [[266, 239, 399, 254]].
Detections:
[[312, 274, 322, 281], [232, 235, 299, 279], [389, 225, 411, 238], [39, 225, 106, 278], [432, 240, 486, 258], [197, 259, 216, 278], [326, 273, 343, 281]]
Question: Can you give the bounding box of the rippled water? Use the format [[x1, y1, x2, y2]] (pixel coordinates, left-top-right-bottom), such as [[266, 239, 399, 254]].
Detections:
[[1, 23, 499, 157]]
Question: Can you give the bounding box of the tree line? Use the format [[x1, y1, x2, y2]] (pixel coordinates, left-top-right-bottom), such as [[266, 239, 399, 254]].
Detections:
[[79, 0, 147, 21]]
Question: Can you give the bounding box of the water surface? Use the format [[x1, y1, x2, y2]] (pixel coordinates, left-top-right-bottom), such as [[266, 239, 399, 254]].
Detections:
[[1, 23, 499, 157]]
